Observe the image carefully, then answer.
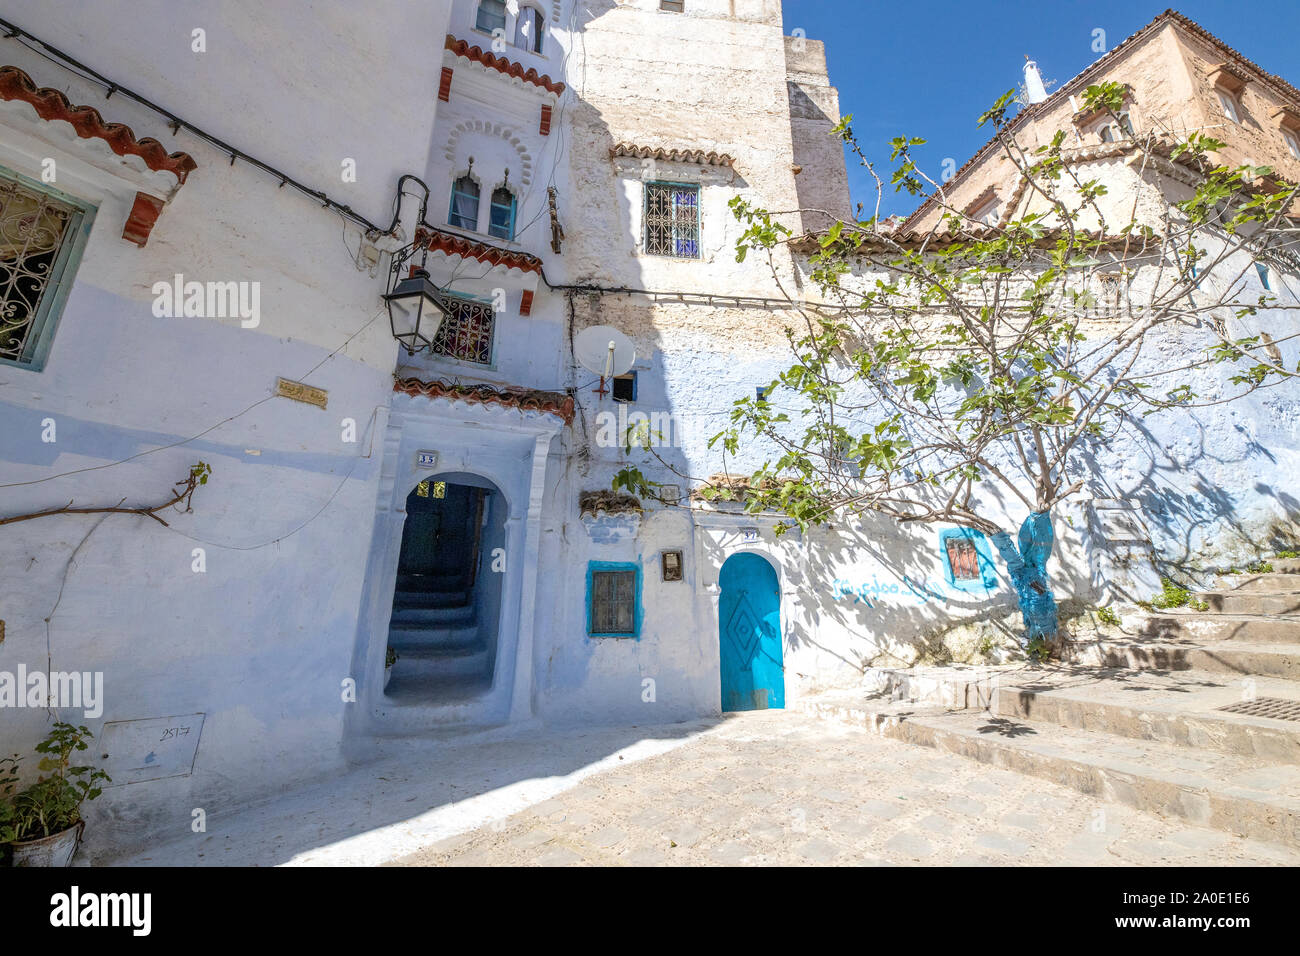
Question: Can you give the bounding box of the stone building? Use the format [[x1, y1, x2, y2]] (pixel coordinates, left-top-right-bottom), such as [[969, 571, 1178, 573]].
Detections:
[[0, 1, 1296, 862]]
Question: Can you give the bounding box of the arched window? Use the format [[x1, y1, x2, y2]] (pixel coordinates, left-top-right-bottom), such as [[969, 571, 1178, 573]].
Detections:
[[475, 0, 507, 35], [514, 6, 544, 54], [489, 186, 517, 240], [449, 175, 480, 231]]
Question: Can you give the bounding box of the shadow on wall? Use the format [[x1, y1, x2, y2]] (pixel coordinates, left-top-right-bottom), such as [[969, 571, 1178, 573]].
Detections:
[[1078, 396, 1300, 590]]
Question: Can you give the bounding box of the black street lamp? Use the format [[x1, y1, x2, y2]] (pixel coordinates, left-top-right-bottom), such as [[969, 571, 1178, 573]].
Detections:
[[384, 264, 450, 355]]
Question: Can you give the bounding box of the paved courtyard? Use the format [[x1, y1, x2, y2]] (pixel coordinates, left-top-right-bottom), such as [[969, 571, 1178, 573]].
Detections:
[[395, 710, 1300, 867]]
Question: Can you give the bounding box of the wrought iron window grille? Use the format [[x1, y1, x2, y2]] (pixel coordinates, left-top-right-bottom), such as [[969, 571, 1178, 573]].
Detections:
[[0, 170, 90, 369], [644, 181, 700, 259]]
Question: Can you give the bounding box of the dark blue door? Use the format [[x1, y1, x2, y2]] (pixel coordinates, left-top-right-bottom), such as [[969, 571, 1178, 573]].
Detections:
[[719, 553, 783, 711]]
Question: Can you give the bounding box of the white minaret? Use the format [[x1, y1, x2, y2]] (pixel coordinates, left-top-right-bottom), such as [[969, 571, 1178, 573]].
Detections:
[[1023, 56, 1048, 104]]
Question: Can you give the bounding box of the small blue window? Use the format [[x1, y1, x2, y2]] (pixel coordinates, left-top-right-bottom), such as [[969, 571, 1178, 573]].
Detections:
[[612, 371, 637, 403], [587, 561, 642, 638], [1256, 262, 1272, 291], [755, 386, 767, 401], [488, 186, 516, 240], [475, 0, 507, 34], [449, 175, 480, 231], [938, 528, 998, 593]]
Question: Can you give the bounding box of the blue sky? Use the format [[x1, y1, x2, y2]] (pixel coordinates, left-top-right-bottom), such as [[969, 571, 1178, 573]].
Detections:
[[782, 1, 1300, 219]]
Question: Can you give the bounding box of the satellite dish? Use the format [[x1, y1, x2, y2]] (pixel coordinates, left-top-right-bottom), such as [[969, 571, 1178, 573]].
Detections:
[[574, 325, 637, 379]]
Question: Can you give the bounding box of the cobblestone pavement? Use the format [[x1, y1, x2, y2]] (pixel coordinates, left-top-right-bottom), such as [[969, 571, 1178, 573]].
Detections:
[[394, 710, 1300, 866]]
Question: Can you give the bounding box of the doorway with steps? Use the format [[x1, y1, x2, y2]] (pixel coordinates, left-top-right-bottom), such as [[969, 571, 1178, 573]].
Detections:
[[385, 476, 505, 705]]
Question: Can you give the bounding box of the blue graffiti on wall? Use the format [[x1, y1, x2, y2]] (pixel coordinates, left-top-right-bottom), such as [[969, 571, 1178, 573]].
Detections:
[[831, 574, 947, 607]]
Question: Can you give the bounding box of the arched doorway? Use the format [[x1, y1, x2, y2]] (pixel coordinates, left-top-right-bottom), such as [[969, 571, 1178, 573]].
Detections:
[[718, 553, 784, 711], [386, 474, 506, 703]]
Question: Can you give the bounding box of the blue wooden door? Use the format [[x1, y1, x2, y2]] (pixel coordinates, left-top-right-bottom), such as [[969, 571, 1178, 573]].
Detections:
[[719, 553, 783, 711]]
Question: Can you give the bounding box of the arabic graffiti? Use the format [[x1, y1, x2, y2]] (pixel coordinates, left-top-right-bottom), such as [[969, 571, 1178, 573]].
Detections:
[[830, 574, 947, 606]]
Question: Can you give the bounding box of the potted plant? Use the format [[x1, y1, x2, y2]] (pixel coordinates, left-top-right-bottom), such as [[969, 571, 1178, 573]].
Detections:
[[1, 722, 110, 867]]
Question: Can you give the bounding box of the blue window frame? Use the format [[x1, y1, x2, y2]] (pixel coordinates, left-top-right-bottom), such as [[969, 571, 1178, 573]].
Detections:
[[0, 167, 95, 371], [587, 561, 642, 638], [938, 528, 998, 593], [449, 175, 480, 231], [488, 186, 517, 240], [475, 0, 507, 34], [612, 370, 637, 403]]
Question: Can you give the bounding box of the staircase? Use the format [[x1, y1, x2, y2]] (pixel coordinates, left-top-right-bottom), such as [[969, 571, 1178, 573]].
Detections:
[[796, 557, 1300, 850], [384, 572, 494, 705]]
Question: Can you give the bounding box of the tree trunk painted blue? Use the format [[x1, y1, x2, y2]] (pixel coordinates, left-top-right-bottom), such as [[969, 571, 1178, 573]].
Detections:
[[990, 511, 1060, 642], [718, 553, 784, 712]]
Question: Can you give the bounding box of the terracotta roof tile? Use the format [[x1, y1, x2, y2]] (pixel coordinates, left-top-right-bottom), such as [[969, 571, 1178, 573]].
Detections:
[[609, 143, 735, 167], [394, 376, 573, 425], [444, 35, 565, 96], [0, 65, 196, 185], [417, 227, 543, 275]]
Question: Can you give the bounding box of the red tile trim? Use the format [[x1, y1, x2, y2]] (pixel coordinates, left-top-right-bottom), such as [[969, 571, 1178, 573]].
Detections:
[[0, 65, 196, 185], [121, 191, 165, 247]]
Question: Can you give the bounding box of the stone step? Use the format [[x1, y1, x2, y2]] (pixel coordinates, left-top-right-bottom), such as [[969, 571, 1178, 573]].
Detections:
[[392, 589, 469, 610], [996, 672, 1300, 764], [1194, 589, 1300, 616], [389, 643, 491, 682], [388, 621, 482, 651], [1273, 558, 1300, 574], [1135, 613, 1300, 645], [396, 572, 466, 592], [390, 603, 476, 627], [1066, 639, 1300, 680], [1217, 572, 1300, 593], [375, 672, 500, 731], [796, 695, 1300, 847]]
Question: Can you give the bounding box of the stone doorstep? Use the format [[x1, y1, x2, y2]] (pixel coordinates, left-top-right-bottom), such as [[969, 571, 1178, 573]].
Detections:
[[1136, 613, 1300, 645], [1065, 639, 1300, 680], [995, 672, 1300, 765], [794, 694, 1300, 848], [863, 665, 1014, 710], [1216, 572, 1300, 592], [852, 665, 1300, 763], [1193, 590, 1300, 616]]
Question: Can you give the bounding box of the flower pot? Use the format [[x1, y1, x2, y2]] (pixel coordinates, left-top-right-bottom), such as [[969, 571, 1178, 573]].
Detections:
[[10, 820, 83, 867]]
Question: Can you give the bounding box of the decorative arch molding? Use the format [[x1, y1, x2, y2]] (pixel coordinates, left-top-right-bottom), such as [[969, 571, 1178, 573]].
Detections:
[[443, 119, 533, 188]]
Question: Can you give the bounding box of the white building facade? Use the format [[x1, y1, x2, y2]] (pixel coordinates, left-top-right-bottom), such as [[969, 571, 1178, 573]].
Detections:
[[1, 1, 1298, 861]]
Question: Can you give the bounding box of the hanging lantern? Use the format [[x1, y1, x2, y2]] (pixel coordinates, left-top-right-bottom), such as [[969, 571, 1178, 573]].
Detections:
[[384, 267, 450, 355]]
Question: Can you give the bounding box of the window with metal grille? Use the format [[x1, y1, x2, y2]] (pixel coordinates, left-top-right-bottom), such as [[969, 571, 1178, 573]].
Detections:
[[489, 186, 516, 240], [514, 5, 544, 53], [449, 175, 480, 231], [589, 568, 637, 635], [644, 182, 700, 258], [1, 170, 90, 369], [945, 537, 981, 580], [660, 0, 685, 11], [476, 0, 507, 34], [431, 295, 495, 365]]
